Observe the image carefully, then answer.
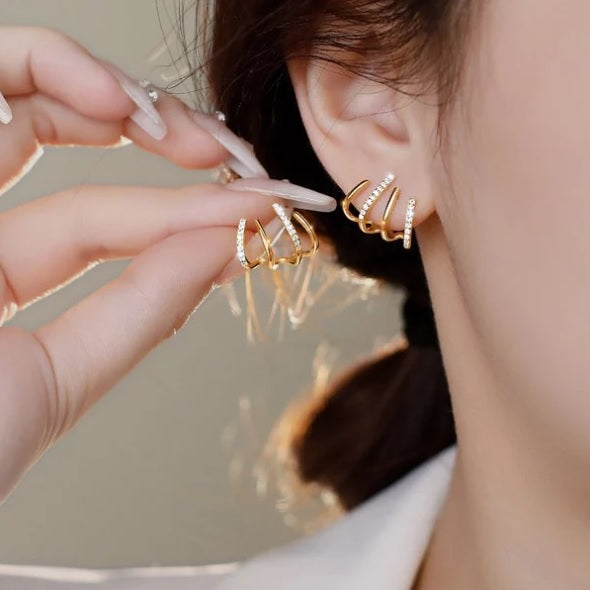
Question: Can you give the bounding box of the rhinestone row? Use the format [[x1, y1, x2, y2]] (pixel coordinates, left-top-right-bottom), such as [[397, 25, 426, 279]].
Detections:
[[272, 203, 302, 249], [403, 198, 416, 249], [236, 218, 248, 268], [358, 173, 395, 221]]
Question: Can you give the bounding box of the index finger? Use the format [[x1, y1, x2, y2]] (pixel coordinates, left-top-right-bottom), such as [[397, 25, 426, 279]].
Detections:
[[0, 26, 134, 121]]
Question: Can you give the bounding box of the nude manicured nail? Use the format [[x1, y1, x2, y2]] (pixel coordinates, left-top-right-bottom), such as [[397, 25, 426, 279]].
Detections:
[[225, 177, 337, 213], [103, 64, 168, 140], [191, 110, 269, 179], [0, 92, 12, 125], [0, 302, 18, 326]]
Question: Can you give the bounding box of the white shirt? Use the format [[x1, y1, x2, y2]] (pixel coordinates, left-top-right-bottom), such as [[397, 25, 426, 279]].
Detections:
[[0, 445, 456, 590]]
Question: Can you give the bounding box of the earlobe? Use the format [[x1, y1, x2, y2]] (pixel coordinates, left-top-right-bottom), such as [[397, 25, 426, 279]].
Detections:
[[286, 56, 438, 234]]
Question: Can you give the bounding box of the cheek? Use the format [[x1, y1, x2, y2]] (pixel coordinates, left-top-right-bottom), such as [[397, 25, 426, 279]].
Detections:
[[441, 0, 590, 447]]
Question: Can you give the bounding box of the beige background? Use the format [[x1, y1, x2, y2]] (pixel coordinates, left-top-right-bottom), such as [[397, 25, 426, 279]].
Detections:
[[0, 0, 402, 569]]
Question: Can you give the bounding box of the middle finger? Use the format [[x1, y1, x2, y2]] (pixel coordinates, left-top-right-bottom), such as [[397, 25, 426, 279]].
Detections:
[[2, 91, 232, 173]]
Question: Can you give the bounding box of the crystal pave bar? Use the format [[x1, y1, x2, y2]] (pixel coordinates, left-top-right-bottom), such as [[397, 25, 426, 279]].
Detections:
[[358, 173, 395, 222], [272, 203, 302, 250], [236, 218, 249, 268], [403, 198, 417, 249], [236, 205, 302, 269]]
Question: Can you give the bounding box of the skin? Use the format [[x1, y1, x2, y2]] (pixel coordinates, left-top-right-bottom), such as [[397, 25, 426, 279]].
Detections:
[[2, 4, 588, 586], [0, 27, 278, 502], [288, 0, 590, 587]]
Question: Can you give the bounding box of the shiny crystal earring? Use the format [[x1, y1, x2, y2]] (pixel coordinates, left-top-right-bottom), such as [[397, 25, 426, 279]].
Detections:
[[236, 203, 319, 271], [342, 172, 417, 249]]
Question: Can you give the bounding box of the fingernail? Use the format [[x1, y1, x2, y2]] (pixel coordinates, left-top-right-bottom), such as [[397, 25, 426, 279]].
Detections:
[[0, 302, 18, 326], [216, 215, 287, 285], [225, 177, 337, 213], [191, 110, 269, 179], [103, 63, 168, 140], [0, 92, 12, 125]]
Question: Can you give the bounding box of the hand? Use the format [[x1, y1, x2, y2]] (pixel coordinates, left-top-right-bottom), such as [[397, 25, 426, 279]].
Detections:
[[0, 26, 280, 504]]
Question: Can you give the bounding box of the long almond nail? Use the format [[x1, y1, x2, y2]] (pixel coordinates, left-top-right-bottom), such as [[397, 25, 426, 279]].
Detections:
[[103, 63, 167, 140], [0, 92, 12, 125], [225, 177, 337, 213], [191, 110, 269, 179]]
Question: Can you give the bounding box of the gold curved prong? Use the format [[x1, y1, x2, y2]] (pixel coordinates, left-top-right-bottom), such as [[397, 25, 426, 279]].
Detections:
[[254, 219, 277, 269], [292, 211, 319, 256], [275, 249, 303, 267], [380, 229, 405, 242], [342, 173, 415, 248], [267, 208, 320, 270], [243, 257, 261, 270], [359, 219, 381, 234], [358, 190, 381, 234], [241, 206, 321, 272], [271, 203, 304, 267], [381, 186, 401, 226], [357, 172, 395, 233], [237, 218, 264, 270], [378, 185, 404, 241], [342, 179, 371, 222]]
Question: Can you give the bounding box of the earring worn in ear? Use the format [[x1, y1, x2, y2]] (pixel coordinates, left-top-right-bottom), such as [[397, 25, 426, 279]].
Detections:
[[403, 198, 416, 250], [342, 172, 417, 249]]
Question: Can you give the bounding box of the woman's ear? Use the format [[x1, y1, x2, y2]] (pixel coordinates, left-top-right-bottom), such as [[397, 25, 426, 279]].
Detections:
[[287, 56, 438, 230]]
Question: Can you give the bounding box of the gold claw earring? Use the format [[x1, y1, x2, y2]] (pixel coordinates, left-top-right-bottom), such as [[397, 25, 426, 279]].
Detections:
[[342, 172, 417, 249], [236, 203, 319, 271]]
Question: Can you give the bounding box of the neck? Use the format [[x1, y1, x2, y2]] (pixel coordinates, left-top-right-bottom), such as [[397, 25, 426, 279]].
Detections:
[[416, 395, 590, 590], [415, 222, 590, 590]]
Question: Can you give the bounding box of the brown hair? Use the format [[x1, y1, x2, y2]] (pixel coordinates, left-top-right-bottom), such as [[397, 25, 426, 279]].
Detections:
[[183, 0, 472, 510]]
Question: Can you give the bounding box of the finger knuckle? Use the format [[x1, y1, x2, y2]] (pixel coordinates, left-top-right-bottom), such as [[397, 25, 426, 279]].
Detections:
[[31, 332, 76, 450], [26, 26, 78, 51], [0, 327, 68, 455], [0, 257, 20, 310], [57, 186, 105, 262], [30, 101, 59, 145]]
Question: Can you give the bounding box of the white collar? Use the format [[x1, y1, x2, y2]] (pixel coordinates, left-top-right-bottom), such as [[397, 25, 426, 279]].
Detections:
[[0, 446, 456, 590], [217, 445, 457, 590]]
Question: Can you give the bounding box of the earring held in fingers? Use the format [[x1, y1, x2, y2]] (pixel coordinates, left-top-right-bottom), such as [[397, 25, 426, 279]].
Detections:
[[236, 218, 265, 270], [236, 205, 319, 271]]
